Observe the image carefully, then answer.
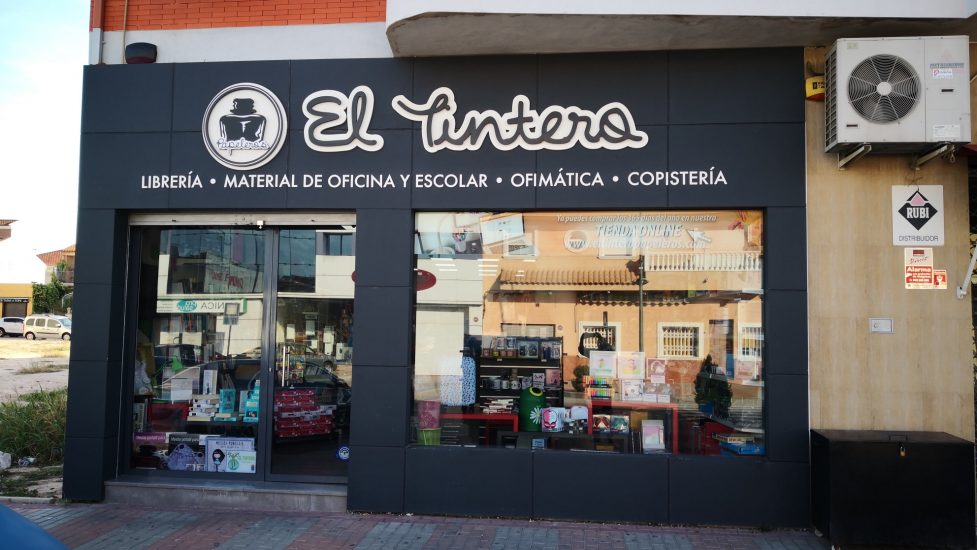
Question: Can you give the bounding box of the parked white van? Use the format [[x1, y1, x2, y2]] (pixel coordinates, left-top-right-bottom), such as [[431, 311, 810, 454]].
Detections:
[[24, 314, 72, 340]]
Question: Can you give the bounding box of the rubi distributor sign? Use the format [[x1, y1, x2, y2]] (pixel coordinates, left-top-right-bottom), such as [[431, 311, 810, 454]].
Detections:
[[892, 185, 944, 246]]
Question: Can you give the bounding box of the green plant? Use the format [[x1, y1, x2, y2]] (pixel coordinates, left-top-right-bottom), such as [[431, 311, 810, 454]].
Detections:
[[0, 388, 67, 465], [31, 275, 69, 314], [571, 364, 589, 392], [694, 354, 732, 418]]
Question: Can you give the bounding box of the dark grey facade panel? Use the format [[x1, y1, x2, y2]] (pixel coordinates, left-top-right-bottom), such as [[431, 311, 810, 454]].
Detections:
[[353, 209, 414, 287], [766, 374, 811, 463], [667, 124, 805, 208], [347, 445, 406, 512], [69, 283, 125, 363], [669, 457, 809, 527], [349, 366, 411, 447], [65, 359, 122, 439], [764, 290, 808, 376], [766, 207, 808, 291], [668, 48, 804, 125], [405, 447, 534, 517], [81, 64, 174, 134], [350, 286, 413, 366], [63, 436, 118, 501], [79, 133, 170, 210], [73, 209, 127, 286], [533, 451, 669, 523]]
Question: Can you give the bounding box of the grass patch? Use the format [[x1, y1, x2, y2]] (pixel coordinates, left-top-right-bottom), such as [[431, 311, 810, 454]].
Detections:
[[15, 362, 68, 375], [0, 465, 62, 497], [0, 388, 67, 465]]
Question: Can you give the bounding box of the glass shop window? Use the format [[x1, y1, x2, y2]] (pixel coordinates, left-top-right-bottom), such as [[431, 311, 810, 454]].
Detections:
[[411, 211, 765, 457], [129, 228, 265, 474]]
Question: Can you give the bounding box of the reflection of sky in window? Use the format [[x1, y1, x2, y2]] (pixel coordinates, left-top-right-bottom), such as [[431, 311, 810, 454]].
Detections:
[[279, 230, 316, 292]]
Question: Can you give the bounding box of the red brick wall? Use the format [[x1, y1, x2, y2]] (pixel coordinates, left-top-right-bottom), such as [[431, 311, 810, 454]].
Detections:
[[94, 0, 385, 31]]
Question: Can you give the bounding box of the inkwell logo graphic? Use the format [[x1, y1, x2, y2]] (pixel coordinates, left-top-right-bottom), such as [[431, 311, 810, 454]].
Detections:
[[202, 83, 287, 170], [898, 190, 938, 231]]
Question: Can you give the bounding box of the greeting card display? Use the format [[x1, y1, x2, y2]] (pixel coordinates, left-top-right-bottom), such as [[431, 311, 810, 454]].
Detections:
[[646, 359, 668, 384], [617, 351, 645, 379], [589, 350, 617, 377], [620, 379, 643, 401]]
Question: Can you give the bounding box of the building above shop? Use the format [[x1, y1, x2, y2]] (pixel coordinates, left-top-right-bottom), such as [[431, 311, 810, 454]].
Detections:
[[386, 0, 977, 56], [90, 0, 977, 64]]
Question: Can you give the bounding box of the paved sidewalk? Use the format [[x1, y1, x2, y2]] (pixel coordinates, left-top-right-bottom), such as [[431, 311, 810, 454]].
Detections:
[[6, 501, 830, 550]]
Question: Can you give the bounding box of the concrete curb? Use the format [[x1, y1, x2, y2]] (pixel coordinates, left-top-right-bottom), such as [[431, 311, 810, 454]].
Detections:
[[0, 495, 58, 505]]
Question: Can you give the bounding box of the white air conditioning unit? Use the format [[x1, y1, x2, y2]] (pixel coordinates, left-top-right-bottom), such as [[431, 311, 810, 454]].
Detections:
[[825, 36, 971, 154]]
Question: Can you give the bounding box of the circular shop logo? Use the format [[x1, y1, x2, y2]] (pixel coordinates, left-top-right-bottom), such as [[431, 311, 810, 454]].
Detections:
[[564, 229, 590, 252], [202, 82, 287, 171], [176, 300, 197, 312], [336, 445, 351, 461]]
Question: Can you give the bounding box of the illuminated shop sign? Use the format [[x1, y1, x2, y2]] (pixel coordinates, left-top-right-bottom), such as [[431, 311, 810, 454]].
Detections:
[[206, 83, 648, 167], [142, 83, 729, 191]]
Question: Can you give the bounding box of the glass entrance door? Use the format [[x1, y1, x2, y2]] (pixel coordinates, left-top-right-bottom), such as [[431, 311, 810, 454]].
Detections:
[[268, 228, 355, 479]]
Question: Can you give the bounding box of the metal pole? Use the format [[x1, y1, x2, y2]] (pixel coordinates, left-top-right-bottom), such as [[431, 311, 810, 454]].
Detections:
[[638, 255, 645, 352]]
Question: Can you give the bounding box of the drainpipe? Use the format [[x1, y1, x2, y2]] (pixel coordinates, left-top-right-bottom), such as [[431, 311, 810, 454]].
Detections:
[[90, 0, 105, 64]]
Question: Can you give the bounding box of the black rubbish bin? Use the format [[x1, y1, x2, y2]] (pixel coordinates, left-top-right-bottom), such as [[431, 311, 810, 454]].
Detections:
[[811, 429, 975, 548]]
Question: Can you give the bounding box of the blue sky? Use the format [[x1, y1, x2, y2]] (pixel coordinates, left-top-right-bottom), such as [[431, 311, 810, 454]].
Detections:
[[0, 1, 88, 281]]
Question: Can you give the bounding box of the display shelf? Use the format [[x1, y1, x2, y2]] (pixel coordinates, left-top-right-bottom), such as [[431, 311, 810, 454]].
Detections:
[[703, 372, 764, 387], [587, 400, 680, 453], [480, 362, 560, 369], [703, 413, 764, 434]]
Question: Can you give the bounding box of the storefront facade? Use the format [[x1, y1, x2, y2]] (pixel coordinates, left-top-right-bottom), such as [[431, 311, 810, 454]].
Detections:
[[64, 48, 820, 526]]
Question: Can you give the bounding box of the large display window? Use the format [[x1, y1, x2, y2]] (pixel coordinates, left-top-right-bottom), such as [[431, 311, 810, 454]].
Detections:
[[412, 211, 765, 456], [127, 225, 355, 478]]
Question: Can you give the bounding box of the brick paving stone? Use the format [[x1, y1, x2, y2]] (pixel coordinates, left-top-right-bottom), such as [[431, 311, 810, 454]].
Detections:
[[9, 502, 832, 550], [354, 521, 436, 549], [48, 504, 151, 548], [623, 531, 694, 550], [23, 506, 94, 530], [218, 515, 315, 550], [143, 508, 256, 550], [492, 526, 560, 550], [75, 510, 200, 550]]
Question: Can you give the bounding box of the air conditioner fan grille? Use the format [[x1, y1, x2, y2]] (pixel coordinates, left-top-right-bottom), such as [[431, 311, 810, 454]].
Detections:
[[847, 54, 919, 123]]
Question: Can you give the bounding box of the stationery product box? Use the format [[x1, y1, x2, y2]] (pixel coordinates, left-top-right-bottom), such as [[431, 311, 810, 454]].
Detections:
[[610, 415, 630, 434], [642, 419, 665, 452], [221, 450, 257, 473], [592, 414, 612, 433]]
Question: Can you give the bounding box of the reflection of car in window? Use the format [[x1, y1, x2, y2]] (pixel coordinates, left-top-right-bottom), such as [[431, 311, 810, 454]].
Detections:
[[241, 343, 336, 370]]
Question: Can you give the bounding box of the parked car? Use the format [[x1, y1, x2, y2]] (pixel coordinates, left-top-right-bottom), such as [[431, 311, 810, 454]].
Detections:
[[241, 342, 335, 370], [23, 314, 72, 341], [0, 316, 24, 337]]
